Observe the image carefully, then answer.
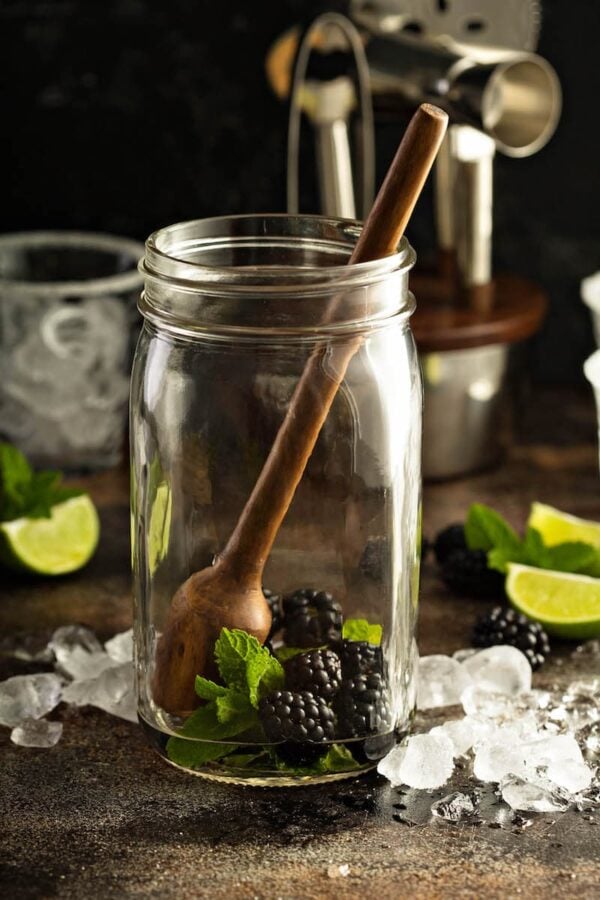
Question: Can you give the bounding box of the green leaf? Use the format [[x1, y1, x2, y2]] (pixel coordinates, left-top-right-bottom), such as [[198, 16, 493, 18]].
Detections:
[[215, 628, 284, 708], [342, 618, 383, 645], [221, 750, 271, 769], [215, 628, 260, 691], [317, 743, 362, 773], [274, 743, 362, 776], [194, 676, 228, 702], [177, 700, 248, 741], [166, 735, 235, 768], [465, 503, 521, 554], [252, 653, 284, 704], [0, 443, 84, 522], [215, 691, 256, 730], [275, 646, 323, 662]]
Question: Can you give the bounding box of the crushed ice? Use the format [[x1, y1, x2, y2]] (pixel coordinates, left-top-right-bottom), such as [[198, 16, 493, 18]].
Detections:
[[379, 644, 600, 821], [0, 625, 135, 747]]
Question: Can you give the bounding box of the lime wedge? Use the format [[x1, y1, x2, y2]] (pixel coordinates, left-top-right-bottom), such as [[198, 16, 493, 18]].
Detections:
[[506, 563, 600, 639], [529, 502, 600, 548], [0, 495, 100, 575]]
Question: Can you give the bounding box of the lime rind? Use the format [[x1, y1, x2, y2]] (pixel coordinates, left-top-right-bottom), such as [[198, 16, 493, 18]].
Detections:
[[506, 563, 600, 640]]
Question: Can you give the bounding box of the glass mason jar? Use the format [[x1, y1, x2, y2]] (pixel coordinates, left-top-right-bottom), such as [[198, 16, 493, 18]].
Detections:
[[131, 215, 421, 786]]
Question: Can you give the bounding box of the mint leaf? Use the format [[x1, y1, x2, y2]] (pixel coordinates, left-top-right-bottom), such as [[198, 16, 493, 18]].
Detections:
[[166, 735, 236, 768], [215, 628, 260, 691], [274, 743, 361, 776], [251, 653, 284, 705], [221, 750, 271, 768], [342, 618, 383, 645], [215, 692, 256, 730], [215, 628, 283, 709], [316, 743, 361, 773], [0, 443, 33, 520], [465, 503, 521, 554], [194, 675, 228, 702], [177, 700, 248, 741], [275, 645, 324, 662], [487, 545, 524, 574], [0, 443, 83, 522]]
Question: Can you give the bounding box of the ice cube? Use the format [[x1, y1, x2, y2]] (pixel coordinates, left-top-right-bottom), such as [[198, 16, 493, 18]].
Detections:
[[417, 655, 473, 710], [452, 648, 477, 663], [0, 673, 63, 727], [430, 716, 496, 757], [461, 645, 532, 695], [377, 732, 455, 789], [500, 774, 571, 813], [10, 717, 63, 748], [460, 686, 527, 720], [565, 679, 600, 701], [62, 662, 137, 723], [473, 740, 527, 783], [523, 734, 593, 793], [48, 625, 103, 656], [52, 646, 117, 681], [104, 629, 133, 663], [431, 791, 479, 823]]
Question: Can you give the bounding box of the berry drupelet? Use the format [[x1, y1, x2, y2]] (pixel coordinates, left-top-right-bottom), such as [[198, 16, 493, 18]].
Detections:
[[284, 649, 342, 700], [259, 690, 336, 745], [472, 606, 551, 670], [335, 671, 391, 738], [433, 524, 467, 566], [440, 549, 506, 599], [282, 588, 343, 647], [338, 640, 383, 678]]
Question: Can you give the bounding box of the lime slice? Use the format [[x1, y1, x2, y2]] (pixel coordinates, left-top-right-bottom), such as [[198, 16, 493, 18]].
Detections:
[[506, 563, 600, 639], [529, 502, 600, 548], [0, 495, 100, 575]]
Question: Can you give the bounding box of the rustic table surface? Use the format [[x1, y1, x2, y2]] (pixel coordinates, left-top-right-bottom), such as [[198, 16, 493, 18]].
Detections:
[[2, 388, 600, 899]]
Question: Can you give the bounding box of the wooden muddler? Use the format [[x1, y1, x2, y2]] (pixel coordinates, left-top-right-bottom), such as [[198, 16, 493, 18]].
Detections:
[[153, 104, 448, 715]]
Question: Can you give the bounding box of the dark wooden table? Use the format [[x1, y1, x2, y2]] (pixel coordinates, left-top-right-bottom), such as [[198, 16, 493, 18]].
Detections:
[[2, 388, 600, 899]]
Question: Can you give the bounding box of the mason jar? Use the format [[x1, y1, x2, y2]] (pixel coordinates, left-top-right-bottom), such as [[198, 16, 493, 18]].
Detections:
[[131, 215, 421, 786]]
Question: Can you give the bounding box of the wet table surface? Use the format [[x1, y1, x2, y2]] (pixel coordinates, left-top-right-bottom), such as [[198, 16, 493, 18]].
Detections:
[[2, 388, 600, 899]]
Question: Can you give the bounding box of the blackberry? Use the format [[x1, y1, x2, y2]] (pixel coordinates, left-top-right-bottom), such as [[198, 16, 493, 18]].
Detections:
[[472, 607, 551, 670], [441, 548, 505, 598], [434, 524, 467, 565], [338, 640, 383, 678], [282, 588, 342, 647], [359, 536, 388, 582], [259, 690, 336, 747], [284, 649, 342, 700], [263, 588, 282, 641], [335, 671, 391, 738]]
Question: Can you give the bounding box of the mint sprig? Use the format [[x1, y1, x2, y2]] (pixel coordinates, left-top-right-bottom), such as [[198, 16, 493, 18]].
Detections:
[[166, 628, 284, 768], [466, 503, 600, 577], [342, 618, 383, 645], [0, 443, 82, 522]]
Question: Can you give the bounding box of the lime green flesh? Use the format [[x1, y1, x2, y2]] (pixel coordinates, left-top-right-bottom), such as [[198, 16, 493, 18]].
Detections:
[[529, 502, 600, 548], [506, 563, 600, 639], [0, 496, 100, 575]]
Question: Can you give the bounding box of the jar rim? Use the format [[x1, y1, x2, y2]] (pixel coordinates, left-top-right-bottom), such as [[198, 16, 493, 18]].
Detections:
[[142, 214, 415, 294], [0, 231, 145, 296]]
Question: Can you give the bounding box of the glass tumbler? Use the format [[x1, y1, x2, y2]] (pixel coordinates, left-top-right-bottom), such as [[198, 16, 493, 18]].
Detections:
[[0, 231, 144, 470], [131, 215, 422, 785]]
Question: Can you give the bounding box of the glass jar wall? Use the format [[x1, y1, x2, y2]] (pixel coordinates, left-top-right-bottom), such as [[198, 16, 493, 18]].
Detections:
[[131, 215, 421, 785]]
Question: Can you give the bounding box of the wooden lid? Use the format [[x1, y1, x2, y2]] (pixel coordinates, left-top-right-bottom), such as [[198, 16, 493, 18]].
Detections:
[[411, 271, 547, 352]]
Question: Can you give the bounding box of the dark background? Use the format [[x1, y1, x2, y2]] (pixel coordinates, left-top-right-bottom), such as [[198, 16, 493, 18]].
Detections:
[[1, 0, 598, 384]]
